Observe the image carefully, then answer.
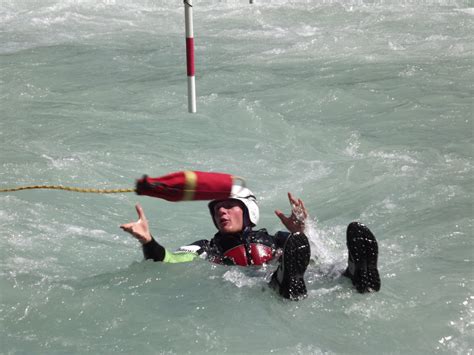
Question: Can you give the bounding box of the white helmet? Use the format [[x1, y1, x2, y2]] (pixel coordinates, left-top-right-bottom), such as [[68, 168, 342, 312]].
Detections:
[[208, 186, 260, 228]]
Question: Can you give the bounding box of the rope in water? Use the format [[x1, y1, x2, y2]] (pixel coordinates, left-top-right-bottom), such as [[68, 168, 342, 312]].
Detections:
[[0, 185, 135, 194]]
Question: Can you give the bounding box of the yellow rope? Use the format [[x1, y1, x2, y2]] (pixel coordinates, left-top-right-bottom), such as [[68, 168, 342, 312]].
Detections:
[[0, 185, 135, 194]]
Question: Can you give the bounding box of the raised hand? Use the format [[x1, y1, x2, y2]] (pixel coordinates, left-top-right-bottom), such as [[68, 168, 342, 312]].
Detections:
[[120, 204, 153, 244], [274, 192, 308, 234]]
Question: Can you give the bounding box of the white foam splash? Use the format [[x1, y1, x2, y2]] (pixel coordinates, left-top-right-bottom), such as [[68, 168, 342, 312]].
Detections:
[[455, 8, 474, 15], [344, 132, 361, 158], [305, 218, 342, 267], [222, 268, 263, 288]]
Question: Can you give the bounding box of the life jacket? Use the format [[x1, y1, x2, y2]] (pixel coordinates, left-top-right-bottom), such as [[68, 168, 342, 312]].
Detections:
[[212, 229, 276, 266]]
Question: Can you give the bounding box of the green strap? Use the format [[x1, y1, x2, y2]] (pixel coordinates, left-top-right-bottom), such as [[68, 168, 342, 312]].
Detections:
[[162, 249, 200, 263]]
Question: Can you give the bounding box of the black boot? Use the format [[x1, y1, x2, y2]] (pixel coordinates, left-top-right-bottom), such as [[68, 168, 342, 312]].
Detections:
[[270, 232, 310, 300], [343, 222, 381, 293]]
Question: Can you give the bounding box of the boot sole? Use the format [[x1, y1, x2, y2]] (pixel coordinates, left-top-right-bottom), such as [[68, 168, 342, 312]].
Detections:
[[280, 233, 311, 300], [346, 222, 381, 293]]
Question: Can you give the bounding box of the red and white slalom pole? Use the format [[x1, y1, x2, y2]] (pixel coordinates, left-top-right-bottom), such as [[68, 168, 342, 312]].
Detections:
[[184, 0, 196, 113]]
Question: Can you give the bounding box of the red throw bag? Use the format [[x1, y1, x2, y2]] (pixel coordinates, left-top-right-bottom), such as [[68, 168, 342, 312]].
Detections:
[[135, 171, 238, 202]]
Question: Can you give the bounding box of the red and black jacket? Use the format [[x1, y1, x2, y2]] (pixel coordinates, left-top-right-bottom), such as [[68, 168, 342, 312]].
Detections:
[[143, 228, 290, 266]]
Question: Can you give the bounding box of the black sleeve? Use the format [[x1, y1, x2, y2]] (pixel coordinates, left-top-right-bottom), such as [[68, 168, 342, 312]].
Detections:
[[274, 231, 291, 249], [142, 237, 166, 262]]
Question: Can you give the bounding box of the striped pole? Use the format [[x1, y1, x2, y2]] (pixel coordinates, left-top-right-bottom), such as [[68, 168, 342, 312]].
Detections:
[[184, 0, 196, 113]]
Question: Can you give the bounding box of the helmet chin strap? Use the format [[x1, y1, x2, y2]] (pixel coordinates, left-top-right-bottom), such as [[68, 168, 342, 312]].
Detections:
[[240, 202, 252, 229], [242, 226, 253, 235]]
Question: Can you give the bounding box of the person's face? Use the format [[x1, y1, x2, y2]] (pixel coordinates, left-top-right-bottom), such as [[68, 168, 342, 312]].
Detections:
[[213, 200, 244, 234]]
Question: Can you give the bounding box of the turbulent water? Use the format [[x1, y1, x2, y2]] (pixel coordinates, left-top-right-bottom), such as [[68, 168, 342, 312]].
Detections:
[[1, 0, 473, 354]]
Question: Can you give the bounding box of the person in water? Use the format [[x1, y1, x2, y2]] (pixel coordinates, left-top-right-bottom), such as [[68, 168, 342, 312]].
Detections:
[[120, 188, 381, 300]]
